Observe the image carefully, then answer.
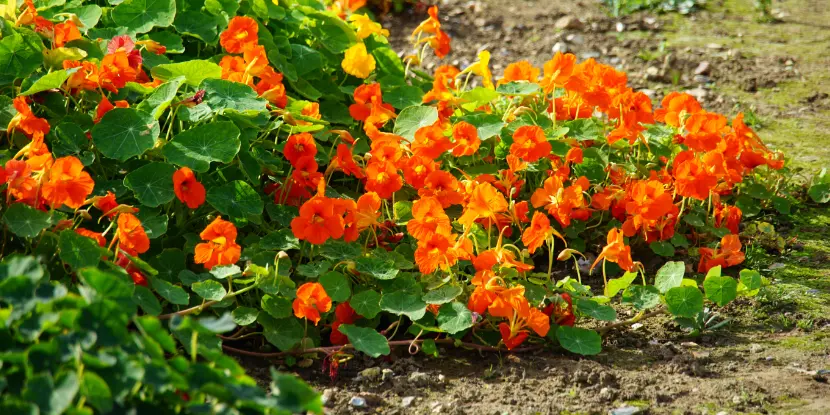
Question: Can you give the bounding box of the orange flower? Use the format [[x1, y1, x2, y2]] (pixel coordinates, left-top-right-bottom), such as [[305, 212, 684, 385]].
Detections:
[[499, 61, 540, 85], [64, 60, 100, 91], [346, 191, 381, 232], [714, 204, 742, 235], [672, 150, 717, 201], [590, 228, 635, 273], [423, 65, 460, 103], [283, 133, 317, 166], [349, 83, 396, 127], [92, 191, 122, 218], [621, 179, 678, 242], [565, 147, 583, 164], [364, 159, 402, 199], [407, 197, 452, 241], [522, 212, 554, 254], [330, 302, 360, 345], [402, 155, 438, 189], [41, 156, 94, 209], [530, 175, 591, 228], [290, 155, 323, 189], [297, 102, 321, 125], [698, 234, 745, 273], [541, 52, 576, 93], [173, 167, 206, 209], [458, 182, 508, 227], [293, 282, 332, 325], [450, 121, 480, 157], [489, 288, 549, 350], [220, 16, 259, 54], [116, 213, 150, 256], [99, 51, 138, 92], [291, 196, 345, 245], [328, 144, 365, 179], [8, 97, 50, 138], [414, 232, 459, 274], [75, 228, 106, 247], [53, 20, 81, 48], [194, 217, 242, 269], [341, 43, 376, 79], [94, 96, 129, 123], [256, 68, 287, 108], [510, 125, 551, 163], [411, 6, 450, 58], [654, 92, 702, 128], [411, 124, 451, 159], [418, 170, 464, 208]]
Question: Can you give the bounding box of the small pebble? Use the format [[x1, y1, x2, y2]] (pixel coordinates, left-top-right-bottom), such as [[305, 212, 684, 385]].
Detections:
[[401, 396, 416, 407], [349, 396, 367, 408]]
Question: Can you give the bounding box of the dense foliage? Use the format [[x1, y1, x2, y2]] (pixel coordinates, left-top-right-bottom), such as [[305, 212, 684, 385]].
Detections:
[[0, 0, 817, 411]]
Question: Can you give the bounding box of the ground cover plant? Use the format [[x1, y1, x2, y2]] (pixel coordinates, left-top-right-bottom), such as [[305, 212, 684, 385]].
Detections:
[[0, 0, 825, 412]]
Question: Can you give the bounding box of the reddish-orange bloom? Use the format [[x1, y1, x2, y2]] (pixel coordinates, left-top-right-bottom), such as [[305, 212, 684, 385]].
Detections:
[[499, 61, 540, 85], [328, 144, 365, 179], [290, 155, 323, 189], [412, 6, 451, 58], [95, 96, 129, 123], [173, 167, 206, 209], [349, 83, 396, 127], [541, 52, 576, 93], [64, 60, 100, 91], [522, 211, 554, 254], [41, 156, 94, 209], [346, 191, 382, 232], [458, 182, 508, 227], [714, 204, 742, 234], [450, 121, 481, 157], [8, 97, 50, 138], [672, 150, 717, 201], [414, 232, 460, 274], [402, 155, 438, 189], [530, 176, 591, 228], [654, 92, 702, 128], [291, 196, 345, 245], [423, 65, 460, 103], [407, 197, 452, 241], [364, 160, 402, 199], [293, 282, 332, 325], [698, 234, 745, 273], [284, 133, 317, 166], [53, 21, 81, 48], [591, 228, 635, 272], [418, 171, 464, 208], [489, 288, 550, 350], [330, 302, 360, 345], [510, 125, 551, 163], [220, 16, 259, 53], [99, 51, 138, 92], [194, 217, 242, 269], [75, 228, 107, 247], [543, 293, 575, 327], [116, 213, 150, 256], [411, 124, 451, 159], [621, 179, 678, 242], [565, 147, 583, 164]]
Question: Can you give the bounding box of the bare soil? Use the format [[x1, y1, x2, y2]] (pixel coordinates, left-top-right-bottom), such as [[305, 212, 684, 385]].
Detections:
[[239, 1, 830, 413]]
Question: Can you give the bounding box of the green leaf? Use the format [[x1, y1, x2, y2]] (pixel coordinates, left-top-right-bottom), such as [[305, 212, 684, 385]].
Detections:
[[0, 30, 44, 80], [132, 285, 162, 315], [307, 11, 359, 53], [665, 286, 704, 318], [458, 87, 499, 110], [350, 289, 381, 318], [393, 106, 439, 142], [290, 44, 324, 76], [260, 313, 304, 351], [808, 183, 830, 204], [112, 0, 176, 33], [152, 60, 222, 87], [232, 306, 259, 325], [459, 113, 504, 139], [50, 123, 88, 157], [563, 118, 602, 142], [703, 276, 738, 307], [670, 233, 690, 248], [575, 298, 617, 321], [650, 241, 675, 257], [202, 78, 268, 114], [136, 77, 184, 119], [622, 285, 661, 310], [393, 200, 413, 222], [261, 294, 292, 319], [21, 68, 76, 96], [270, 369, 324, 414], [198, 313, 236, 333], [422, 285, 462, 305], [772, 196, 791, 214], [260, 229, 300, 251], [337, 324, 390, 357], [496, 81, 540, 95], [163, 121, 241, 172], [146, 31, 184, 54], [683, 212, 705, 227], [206, 181, 264, 221], [173, 11, 220, 43], [59, 230, 105, 270], [3, 203, 52, 238], [80, 372, 112, 414], [604, 271, 638, 298], [24, 372, 79, 415], [319, 271, 351, 302], [654, 261, 685, 293], [91, 108, 160, 161], [79, 267, 134, 300], [436, 302, 473, 334], [380, 291, 427, 320], [209, 264, 241, 280], [384, 85, 424, 109], [135, 315, 177, 352], [192, 280, 227, 301], [739, 269, 762, 291], [296, 260, 331, 278], [123, 162, 177, 207], [556, 326, 602, 356], [744, 183, 772, 199], [320, 239, 362, 262], [355, 254, 399, 280], [150, 278, 190, 305]]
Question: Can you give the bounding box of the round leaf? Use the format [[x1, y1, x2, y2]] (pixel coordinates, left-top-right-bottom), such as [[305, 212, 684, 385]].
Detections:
[[622, 285, 661, 310], [703, 276, 738, 307], [91, 108, 160, 161], [191, 279, 227, 301], [350, 289, 381, 319], [380, 291, 427, 321], [739, 269, 762, 291], [337, 324, 390, 358], [654, 261, 685, 293], [556, 326, 602, 356], [206, 181, 264, 220], [149, 277, 189, 305], [124, 162, 177, 207], [665, 286, 704, 318], [436, 302, 473, 334], [232, 306, 259, 325], [393, 105, 438, 142], [132, 285, 162, 316], [261, 295, 292, 319], [163, 121, 241, 172], [3, 203, 52, 238], [319, 271, 351, 302], [575, 298, 617, 321], [422, 285, 463, 305], [259, 313, 303, 351], [112, 0, 176, 33]]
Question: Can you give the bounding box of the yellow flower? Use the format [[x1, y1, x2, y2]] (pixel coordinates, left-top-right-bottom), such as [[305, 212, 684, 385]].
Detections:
[[459, 50, 494, 89], [341, 43, 376, 79], [348, 14, 390, 39]]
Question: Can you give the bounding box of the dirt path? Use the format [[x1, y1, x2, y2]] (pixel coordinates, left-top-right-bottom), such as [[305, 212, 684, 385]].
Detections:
[[243, 1, 830, 413]]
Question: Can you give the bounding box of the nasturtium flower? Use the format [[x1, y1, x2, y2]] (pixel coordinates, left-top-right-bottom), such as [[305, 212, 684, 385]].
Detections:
[[8, 97, 50, 138], [654, 92, 702, 127], [522, 211, 554, 254], [99, 51, 138, 92], [116, 213, 150, 256], [450, 121, 481, 157], [328, 144, 365, 179], [94, 96, 128, 123], [220, 16, 259, 53], [510, 125, 551, 163], [194, 217, 242, 270], [41, 156, 94, 209], [407, 196, 452, 241], [341, 43, 376, 79], [499, 61, 540, 85], [293, 282, 332, 325], [530, 175, 591, 228], [75, 228, 106, 247], [541, 52, 576, 93], [543, 293, 575, 327], [672, 150, 717, 201], [348, 14, 389, 39], [173, 167, 206, 209], [411, 6, 450, 58], [418, 170, 464, 208], [283, 133, 317, 166], [53, 20, 81, 48], [64, 60, 100, 91], [459, 50, 493, 89], [714, 204, 742, 235], [331, 302, 360, 345], [364, 159, 402, 199], [698, 234, 745, 273], [591, 228, 635, 273], [349, 83, 396, 127], [458, 182, 508, 227], [291, 196, 345, 245]]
